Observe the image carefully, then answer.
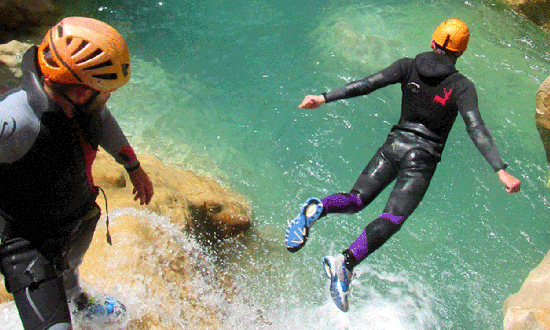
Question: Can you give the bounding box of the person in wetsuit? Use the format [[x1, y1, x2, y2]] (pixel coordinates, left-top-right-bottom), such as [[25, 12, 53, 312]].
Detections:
[[284, 18, 521, 312], [0, 17, 154, 329]]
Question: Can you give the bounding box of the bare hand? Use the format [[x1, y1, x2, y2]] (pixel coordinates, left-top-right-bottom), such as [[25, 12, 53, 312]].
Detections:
[[129, 166, 154, 205], [299, 95, 326, 109], [498, 169, 521, 193]]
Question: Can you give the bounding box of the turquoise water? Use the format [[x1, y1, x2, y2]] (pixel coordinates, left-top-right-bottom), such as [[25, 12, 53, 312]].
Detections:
[[30, 0, 550, 328]]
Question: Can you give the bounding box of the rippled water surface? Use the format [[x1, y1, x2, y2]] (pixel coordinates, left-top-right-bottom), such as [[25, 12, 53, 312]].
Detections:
[[6, 0, 550, 329]]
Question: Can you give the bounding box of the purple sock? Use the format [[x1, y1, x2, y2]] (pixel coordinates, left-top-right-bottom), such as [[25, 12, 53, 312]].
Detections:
[[380, 213, 405, 225], [347, 228, 369, 262], [347, 213, 405, 263], [321, 194, 364, 215]]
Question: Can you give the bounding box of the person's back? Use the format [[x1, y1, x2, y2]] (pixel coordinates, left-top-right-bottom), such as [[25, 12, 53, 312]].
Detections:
[[397, 52, 465, 143]]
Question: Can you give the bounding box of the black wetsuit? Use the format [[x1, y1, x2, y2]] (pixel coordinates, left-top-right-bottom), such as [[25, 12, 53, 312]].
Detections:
[[0, 47, 139, 329], [318, 52, 507, 268]]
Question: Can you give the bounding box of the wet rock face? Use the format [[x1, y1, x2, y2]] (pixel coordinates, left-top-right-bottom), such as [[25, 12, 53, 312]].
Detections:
[[536, 76, 550, 164], [503, 250, 550, 330], [189, 199, 252, 243], [0, 0, 61, 34], [504, 14, 550, 329], [0, 40, 32, 91], [92, 150, 253, 241], [0, 0, 62, 91], [499, 0, 550, 31]]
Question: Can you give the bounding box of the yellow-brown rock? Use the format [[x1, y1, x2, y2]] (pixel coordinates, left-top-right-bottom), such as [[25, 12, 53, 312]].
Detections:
[[504, 78, 550, 329], [535, 76, 550, 163], [92, 148, 252, 240], [498, 0, 550, 31], [503, 249, 550, 329], [0, 40, 31, 68], [81, 148, 252, 328], [0, 40, 32, 92]]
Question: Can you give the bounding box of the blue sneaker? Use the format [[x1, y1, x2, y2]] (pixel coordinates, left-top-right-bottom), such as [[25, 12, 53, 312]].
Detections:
[[285, 197, 323, 252], [322, 254, 353, 312], [74, 293, 127, 324], [86, 297, 125, 318]]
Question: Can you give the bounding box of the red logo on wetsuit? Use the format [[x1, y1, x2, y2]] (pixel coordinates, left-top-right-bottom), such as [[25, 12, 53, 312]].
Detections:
[[433, 88, 452, 106]]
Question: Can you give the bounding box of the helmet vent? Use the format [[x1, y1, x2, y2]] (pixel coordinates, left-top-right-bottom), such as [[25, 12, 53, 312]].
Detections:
[[66, 37, 73, 47], [57, 25, 63, 38], [77, 48, 103, 64], [42, 46, 59, 68], [122, 64, 129, 77], [84, 60, 113, 71], [71, 40, 89, 57], [93, 73, 118, 80]]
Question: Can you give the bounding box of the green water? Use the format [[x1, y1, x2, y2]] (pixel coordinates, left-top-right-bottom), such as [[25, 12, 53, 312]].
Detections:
[[52, 0, 550, 328]]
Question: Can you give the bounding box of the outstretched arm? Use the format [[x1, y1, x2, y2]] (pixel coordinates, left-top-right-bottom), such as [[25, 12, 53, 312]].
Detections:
[[299, 58, 412, 109], [457, 84, 520, 193]]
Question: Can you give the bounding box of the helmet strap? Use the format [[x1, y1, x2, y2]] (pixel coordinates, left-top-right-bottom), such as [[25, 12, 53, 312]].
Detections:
[[60, 90, 100, 114], [442, 34, 451, 49]]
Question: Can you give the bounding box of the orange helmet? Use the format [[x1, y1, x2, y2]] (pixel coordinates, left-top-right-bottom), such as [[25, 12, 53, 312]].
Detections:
[[432, 18, 470, 52], [38, 17, 130, 92]]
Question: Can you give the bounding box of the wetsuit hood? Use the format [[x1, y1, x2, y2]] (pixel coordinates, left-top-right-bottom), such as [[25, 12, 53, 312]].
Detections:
[[21, 46, 58, 113], [414, 52, 457, 80], [22, 46, 103, 148]]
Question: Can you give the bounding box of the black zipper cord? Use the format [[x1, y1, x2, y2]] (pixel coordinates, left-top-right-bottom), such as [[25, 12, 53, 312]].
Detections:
[[97, 186, 112, 246]]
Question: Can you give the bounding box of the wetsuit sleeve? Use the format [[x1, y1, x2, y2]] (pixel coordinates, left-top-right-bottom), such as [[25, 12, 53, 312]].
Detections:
[[99, 107, 140, 171], [324, 58, 412, 103], [457, 80, 507, 172], [0, 91, 40, 164]]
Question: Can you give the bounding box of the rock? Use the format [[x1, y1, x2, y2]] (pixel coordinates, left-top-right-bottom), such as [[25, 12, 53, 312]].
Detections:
[[503, 249, 550, 329], [0, 40, 32, 89], [505, 76, 550, 329], [498, 0, 550, 31], [0, 41, 29, 67], [188, 199, 252, 243], [84, 151, 252, 327], [535, 76, 550, 164], [0, 0, 63, 90], [92, 148, 252, 240], [0, 0, 61, 33]]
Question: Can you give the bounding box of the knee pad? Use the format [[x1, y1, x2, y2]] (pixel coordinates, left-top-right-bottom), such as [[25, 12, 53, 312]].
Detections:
[[11, 275, 71, 330], [0, 238, 58, 293]]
